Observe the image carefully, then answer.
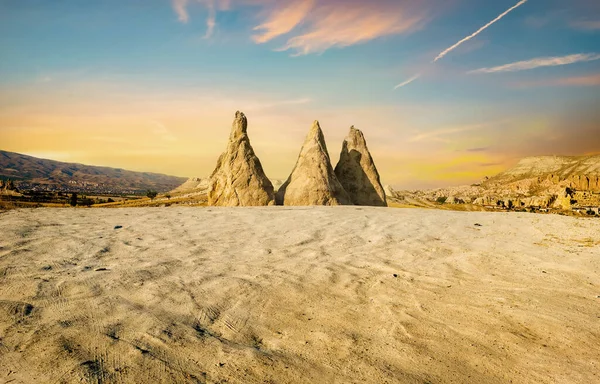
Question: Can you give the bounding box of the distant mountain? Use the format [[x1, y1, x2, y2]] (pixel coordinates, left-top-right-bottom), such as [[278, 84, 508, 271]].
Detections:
[[484, 155, 600, 190], [0, 150, 187, 194], [388, 155, 600, 213]]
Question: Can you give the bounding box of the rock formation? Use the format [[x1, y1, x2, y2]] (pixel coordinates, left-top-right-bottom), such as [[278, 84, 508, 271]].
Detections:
[[396, 154, 600, 213], [171, 177, 208, 195], [208, 111, 275, 206], [334, 127, 387, 207], [1, 179, 16, 191], [276, 121, 351, 206], [485, 155, 600, 192]]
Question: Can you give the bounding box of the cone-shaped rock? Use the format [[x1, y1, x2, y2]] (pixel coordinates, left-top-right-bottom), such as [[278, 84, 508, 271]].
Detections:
[[276, 121, 351, 206], [208, 111, 275, 206], [334, 126, 387, 206]]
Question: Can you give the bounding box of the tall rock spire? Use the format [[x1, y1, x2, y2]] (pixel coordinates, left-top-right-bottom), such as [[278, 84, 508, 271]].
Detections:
[[276, 121, 351, 206], [334, 126, 387, 206], [208, 111, 275, 206]]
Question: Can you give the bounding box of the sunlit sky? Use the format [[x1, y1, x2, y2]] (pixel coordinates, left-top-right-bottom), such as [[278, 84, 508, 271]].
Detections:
[[1, 0, 599, 189]]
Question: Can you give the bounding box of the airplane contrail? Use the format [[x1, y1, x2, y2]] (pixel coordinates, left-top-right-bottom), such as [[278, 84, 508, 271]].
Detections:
[[394, 0, 528, 91], [433, 0, 528, 62], [394, 74, 421, 90]]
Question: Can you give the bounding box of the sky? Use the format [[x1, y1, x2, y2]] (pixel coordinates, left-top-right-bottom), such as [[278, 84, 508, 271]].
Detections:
[[0, 0, 599, 189]]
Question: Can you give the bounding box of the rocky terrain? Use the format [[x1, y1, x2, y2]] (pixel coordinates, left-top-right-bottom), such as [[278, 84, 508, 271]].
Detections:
[[208, 111, 275, 206], [335, 127, 387, 207], [276, 121, 351, 206], [390, 155, 600, 215], [0, 150, 187, 194]]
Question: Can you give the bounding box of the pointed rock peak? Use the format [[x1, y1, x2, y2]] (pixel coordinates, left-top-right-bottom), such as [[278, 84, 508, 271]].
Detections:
[[344, 126, 370, 151], [230, 110, 248, 139], [311, 120, 322, 132], [306, 120, 324, 141], [276, 121, 351, 206], [300, 120, 330, 156], [335, 126, 387, 207], [208, 111, 274, 207]]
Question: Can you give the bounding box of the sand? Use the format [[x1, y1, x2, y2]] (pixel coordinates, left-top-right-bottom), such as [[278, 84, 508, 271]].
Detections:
[[0, 207, 598, 383]]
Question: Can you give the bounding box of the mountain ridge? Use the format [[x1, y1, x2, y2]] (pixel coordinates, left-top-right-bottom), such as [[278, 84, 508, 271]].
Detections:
[[388, 154, 600, 213], [0, 150, 187, 193]]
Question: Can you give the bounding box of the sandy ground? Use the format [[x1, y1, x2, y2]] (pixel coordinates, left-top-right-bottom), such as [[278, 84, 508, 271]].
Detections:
[[0, 207, 599, 384]]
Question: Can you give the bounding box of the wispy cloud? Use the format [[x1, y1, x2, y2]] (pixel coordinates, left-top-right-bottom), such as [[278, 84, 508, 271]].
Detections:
[[393, 74, 421, 90], [512, 73, 600, 88], [408, 123, 490, 143], [433, 0, 528, 62], [570, 20, 600, 31], [273, 1, 427, 55], [172, 0, 190, 23], [149, 120, 178, 142], [252, 0, 314, 44], [204, 1, 217, 38], [465, 147, 490, 153], [469, 53, 600, 74], [172, 0, 231, 38], [173, 0, 431, 54]]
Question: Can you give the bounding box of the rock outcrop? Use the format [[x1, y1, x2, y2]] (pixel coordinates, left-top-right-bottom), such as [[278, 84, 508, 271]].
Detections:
[[276, 121, 351, 206], [334, 127, 386, 207], [171, 177, 208, 195], [485, 155, 600, 192], [1, 179, 16, 191], [208, 111, 275, 206]]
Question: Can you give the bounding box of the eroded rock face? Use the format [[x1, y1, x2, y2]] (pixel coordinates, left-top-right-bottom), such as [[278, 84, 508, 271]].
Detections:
[[276, 121, 351, 206], [334, 127, 387, 207], [208, 111, 275, 206], [1, 179, 16, 191]]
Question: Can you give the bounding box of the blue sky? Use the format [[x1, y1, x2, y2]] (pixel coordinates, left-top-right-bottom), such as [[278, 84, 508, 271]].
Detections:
[[1, 0, 599, 188]]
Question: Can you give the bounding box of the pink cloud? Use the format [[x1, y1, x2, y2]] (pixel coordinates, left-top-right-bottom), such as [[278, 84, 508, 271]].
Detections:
[[172, 0, 434, 54], [172, 0, 190, 23], [275, 1, 428, 55], [252, 0, 314, 44]]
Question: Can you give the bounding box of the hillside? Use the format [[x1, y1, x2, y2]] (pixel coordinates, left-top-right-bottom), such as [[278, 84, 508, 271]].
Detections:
[[0, 150, 187, 194], [484, 155, 600, 190], [389, 154, 600, 214]]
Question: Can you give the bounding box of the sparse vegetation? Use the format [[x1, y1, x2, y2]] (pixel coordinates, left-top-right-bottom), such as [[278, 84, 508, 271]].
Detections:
[[70, 193, 78, 207], [80, 198, 94, 207], [146, 190, 158, 200], [436, 197, 447, 204]]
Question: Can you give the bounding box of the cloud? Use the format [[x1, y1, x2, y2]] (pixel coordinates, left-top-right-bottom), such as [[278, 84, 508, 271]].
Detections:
[[252, 0, 314, 44], [273, 1, 428, 55], [512, 73, 600, 88], [570, 20, 600, 31], [408, 123, 491, 143], [172, 0, 190, 23], [149, 120, 178, 142], [172, 0, 231, 37], [433, 0, 528, 62], [465, 147, 490, 153], [394, 74, 421, 90], [173, 0, 431, 54], [469, 53, 600, 74]]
